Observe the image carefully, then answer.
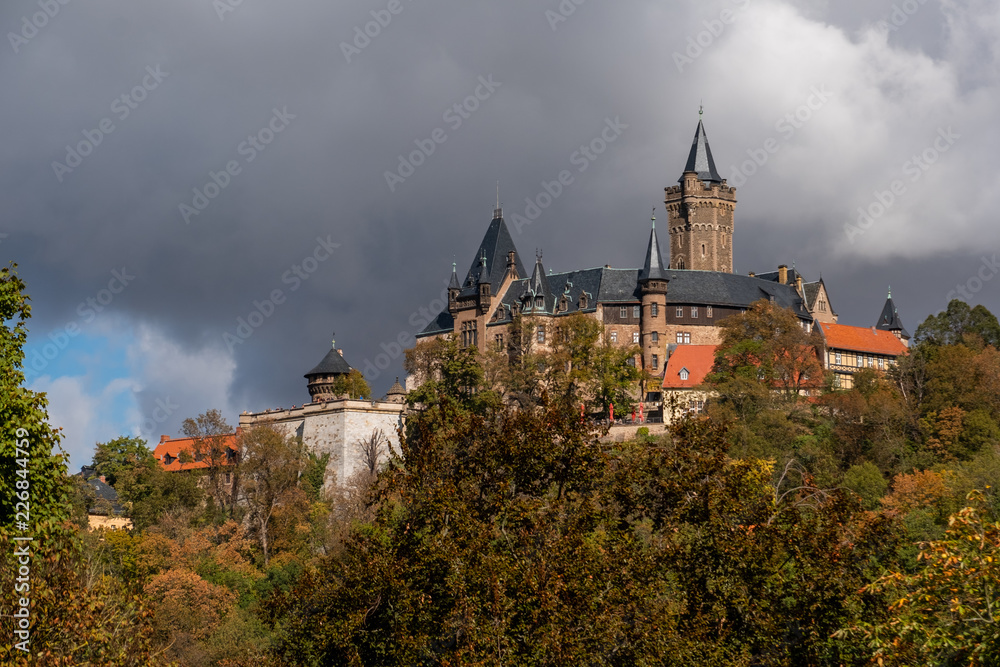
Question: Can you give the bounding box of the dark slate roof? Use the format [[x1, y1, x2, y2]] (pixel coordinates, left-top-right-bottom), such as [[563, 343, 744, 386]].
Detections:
[[660, 270, 811, 318], [639, 224, 668, 282], [528, 256, 552, 300], [87, 478, 125, 515], [459, 213, 527, 297], [876, 291, 910, 339], [304, 348, 353, 378], [681, 118, 723, 183], [756, 267, 803, 285], [419, 309, 455, 336], [448, 263, 460, 290], [802, 281, 821, 309]]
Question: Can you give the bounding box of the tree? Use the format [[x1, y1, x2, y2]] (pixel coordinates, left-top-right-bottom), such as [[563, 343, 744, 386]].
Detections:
[[846, 491, 1000, 666], [239, 424, 307, 566], [269, 403, 901, 666], [0, 263, 70, 529], [332, 369, 372, 400], [92, 435, 156, 487], [914, 299, 1000, 349], [182, 409, 238, 518], [709, 298, 826, 399], [115, 456, 205, 530]]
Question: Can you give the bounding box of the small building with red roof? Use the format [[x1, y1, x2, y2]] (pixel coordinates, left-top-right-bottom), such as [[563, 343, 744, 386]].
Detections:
[[818, 322, 908, 389], [660, 344, 717, 421], [154, 432, 240, 495]]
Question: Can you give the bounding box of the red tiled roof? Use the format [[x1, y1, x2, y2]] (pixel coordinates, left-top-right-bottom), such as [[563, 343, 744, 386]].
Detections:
[[154, 433, 238, 472], [819, 323, 907, 356], [662, 345, 717, 389]]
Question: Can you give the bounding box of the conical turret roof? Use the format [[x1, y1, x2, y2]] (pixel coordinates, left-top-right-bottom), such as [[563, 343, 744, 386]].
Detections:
[[639, 215, 668, 282], [876, 288, 910, 339], [681, 117, 723, 184]]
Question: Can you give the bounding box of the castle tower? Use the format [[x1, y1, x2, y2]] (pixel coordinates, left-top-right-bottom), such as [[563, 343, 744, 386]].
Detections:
[[875, 287, 911, 344], [304, 335, 354, 402], [639, 212, 669, 379], [664, 112, 737, 272]]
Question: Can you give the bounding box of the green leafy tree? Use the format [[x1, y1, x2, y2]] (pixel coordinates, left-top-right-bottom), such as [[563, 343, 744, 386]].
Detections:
[[915, 299, 1000, 349], [93, 435, 156, 487], [332, 368, 372, 400], [0, 263, 70, 529]]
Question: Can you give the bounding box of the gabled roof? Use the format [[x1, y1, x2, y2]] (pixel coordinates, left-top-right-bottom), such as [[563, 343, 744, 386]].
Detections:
[[528, 255, 551, 299], [639, 222, 667, 282], [681, 118, 723, 183], [154, 433, 239, 472], [459, 212, 526, 297], [86, 477, 125, 515], [819, 323, 907, 356], [662, 345, 717, 389], [305, 348, 353, 378], [419, 310, 455, 336], [876, 290, 910, 339]]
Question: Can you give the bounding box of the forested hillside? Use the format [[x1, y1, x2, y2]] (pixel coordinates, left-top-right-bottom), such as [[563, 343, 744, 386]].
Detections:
[[3, 264, 999, 666]]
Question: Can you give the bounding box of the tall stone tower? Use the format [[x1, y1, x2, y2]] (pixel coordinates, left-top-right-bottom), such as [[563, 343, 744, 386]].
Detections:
[[664, 113, 737, 272], [638, 213, 669, 380]]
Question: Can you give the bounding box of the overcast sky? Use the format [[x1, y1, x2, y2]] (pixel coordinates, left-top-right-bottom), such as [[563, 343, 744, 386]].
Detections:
[[3, 0, 999, 469]]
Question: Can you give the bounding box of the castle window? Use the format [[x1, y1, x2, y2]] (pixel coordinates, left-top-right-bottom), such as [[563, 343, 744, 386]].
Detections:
[[819, 299, 827, 312], [535, 296, 544, 310], [651, 303, 659, 317], [676, 306, 683, 318], [652, 354, 659, 370], [835, 352, 842, 365], [679, 368, 690, 381], [676, 332, 691, 344], [706, 306, 713, 318], [495, 334, 504, 349], [691, 306, 699, 318], [620, 306, 628, 318], [878, 357, 884, 369], [701, 244, 706, 257], [610, 331, 618, 343], [537, 326, 546, 343], [633, 305, 640, 319], [633, 331, 640, 344], [224, 472, 232, 484], [651, 332, 659, 343]]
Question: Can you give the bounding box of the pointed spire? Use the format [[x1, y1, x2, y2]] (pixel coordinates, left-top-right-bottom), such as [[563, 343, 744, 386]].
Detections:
[[529, 251, 550, 298], [448, 262, 460, 289], [640, 211, 668, 282], [680, 112, 723, 184], [876, 289, 910, 339]]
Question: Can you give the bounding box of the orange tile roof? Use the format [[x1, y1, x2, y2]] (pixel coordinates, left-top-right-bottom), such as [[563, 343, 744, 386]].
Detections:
[[819, 323, 907, 357], [662, 345, 717, 389], [154, 433, 238, 472]]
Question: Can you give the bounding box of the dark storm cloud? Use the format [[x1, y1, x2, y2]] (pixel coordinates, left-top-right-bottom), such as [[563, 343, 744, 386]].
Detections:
[[2, 0, 999, 461]]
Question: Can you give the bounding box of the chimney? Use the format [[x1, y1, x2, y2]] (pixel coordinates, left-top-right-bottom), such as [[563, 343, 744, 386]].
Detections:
[[160, 435, 170, 443], [796, 274, 803, 294], [778, 265, 788, 285], [337, 349, 343, 356], [748, 271, 756, 278], [507, 250, 517, 278], [99, 475, 106, 484]]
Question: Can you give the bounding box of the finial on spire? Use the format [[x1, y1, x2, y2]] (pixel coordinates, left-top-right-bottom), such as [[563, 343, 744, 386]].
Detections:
[[651, 206, 656, 229], [888, 286, 892, 299], [699, 102, 704, 118], [331, 331, 336, 349]]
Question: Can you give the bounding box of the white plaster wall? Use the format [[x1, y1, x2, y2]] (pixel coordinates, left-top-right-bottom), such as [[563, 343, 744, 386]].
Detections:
[[239, 401, 404, 489]]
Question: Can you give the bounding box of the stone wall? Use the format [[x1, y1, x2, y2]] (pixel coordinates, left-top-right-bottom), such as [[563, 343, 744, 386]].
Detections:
[[239, 400, 405, 488]]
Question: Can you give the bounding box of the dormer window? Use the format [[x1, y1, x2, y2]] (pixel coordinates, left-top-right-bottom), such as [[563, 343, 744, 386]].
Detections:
[[679, 368, 690, 381], [535, 296, 544, 309]]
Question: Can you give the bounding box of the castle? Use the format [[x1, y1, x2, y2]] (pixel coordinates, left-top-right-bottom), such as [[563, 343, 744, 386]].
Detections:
[[415, 115, 911, 412]]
